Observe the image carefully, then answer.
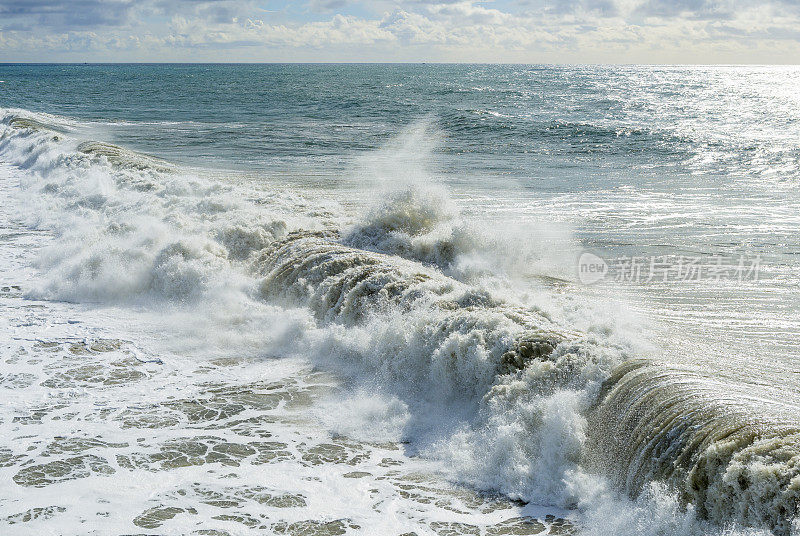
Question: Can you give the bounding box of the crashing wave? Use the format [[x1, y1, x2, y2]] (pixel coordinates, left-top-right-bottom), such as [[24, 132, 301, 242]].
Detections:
[[77, 141, 175, 173], [2, 106, 799, 534], [588, 359, 800, 535], [252, 232, 800, 534], [254, 231, 581, 375]]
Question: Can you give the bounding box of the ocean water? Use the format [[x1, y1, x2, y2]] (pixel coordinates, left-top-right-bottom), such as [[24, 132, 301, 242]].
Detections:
[[1, 63, 799, 536]]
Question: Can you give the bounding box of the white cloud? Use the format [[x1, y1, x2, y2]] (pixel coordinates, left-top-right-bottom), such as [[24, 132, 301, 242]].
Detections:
[[0, 0, 798, 62]]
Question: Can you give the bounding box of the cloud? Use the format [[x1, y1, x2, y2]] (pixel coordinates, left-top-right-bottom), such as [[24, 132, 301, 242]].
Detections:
[[380, 9, 446, 43], [0, 0, 136, 30], [0, 0, 799, 62]]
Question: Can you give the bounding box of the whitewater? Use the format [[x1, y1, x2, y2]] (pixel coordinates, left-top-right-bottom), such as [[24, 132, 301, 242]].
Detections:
[[2, 64, 800, 536]]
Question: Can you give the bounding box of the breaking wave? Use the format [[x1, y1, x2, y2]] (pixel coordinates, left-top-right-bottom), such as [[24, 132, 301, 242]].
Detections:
[[1, 107, 798, 535]]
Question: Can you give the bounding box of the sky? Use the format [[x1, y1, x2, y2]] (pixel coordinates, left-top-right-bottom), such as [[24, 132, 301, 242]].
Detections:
[[0, 0, 799, 63]]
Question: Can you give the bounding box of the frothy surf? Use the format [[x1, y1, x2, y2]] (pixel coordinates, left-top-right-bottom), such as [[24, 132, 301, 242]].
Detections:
[[1, 107, 797, 535]]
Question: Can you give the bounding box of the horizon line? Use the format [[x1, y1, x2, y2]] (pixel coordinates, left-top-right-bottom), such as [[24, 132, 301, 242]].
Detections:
[[1, 61, 799, 67]]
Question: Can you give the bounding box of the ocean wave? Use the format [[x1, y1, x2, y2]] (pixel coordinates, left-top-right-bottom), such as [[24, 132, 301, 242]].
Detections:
[[437, 111, 689, 157], [589, 359, 800, 535], [76, 141, 175, 173], [0, 108, 298, 305], [1, 106, 798, 535]]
